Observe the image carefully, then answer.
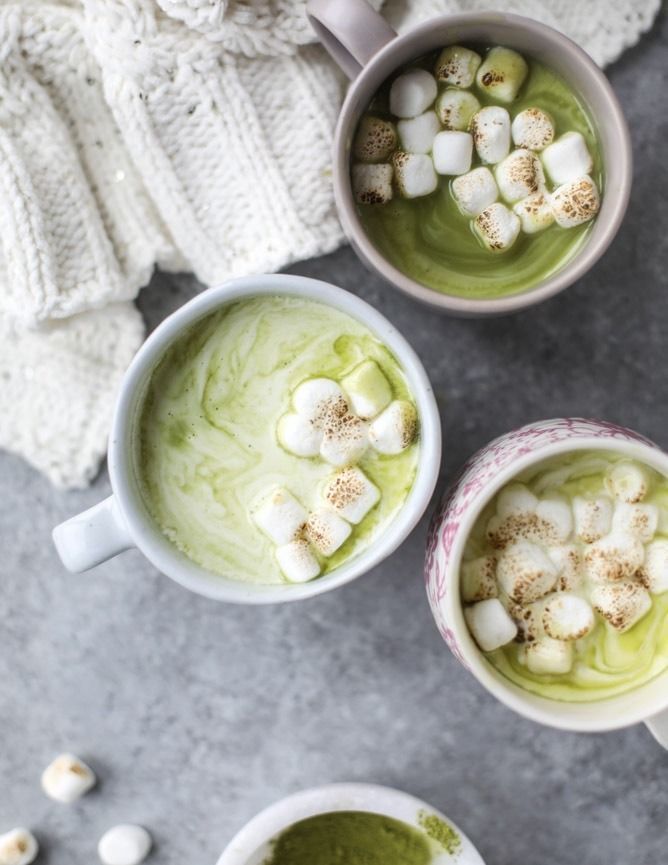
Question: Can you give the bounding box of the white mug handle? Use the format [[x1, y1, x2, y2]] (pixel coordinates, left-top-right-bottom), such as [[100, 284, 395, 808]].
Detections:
[[52, 495, 134, 572], [645, 710, 668, 749]]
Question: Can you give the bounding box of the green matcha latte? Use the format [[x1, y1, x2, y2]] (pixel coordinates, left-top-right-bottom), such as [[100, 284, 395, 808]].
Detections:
[[136, 296, 419, 584]]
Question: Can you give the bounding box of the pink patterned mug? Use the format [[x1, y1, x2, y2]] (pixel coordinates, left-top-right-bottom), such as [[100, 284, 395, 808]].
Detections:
[[425, 418, 668, 747]]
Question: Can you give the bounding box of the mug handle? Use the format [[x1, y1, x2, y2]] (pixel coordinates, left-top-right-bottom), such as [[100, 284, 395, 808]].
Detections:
[[645, 710, 668, 749], [307, 0, 397, 80], [52, 495, 134, 573]]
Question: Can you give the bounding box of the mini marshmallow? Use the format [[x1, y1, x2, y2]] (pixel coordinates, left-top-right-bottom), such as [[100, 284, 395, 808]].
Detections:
[[511, 107, 555, 151], [584, 531, 645, 583], [497, 540, 558, 604], [435, 87, 480, 130], [0, 829, 38, 865], [612, 502, 659, 543], [341, 360, 392, 419], [353, 116, 398, 163], [495, 149, 545, 203], [464, 598, 517, 652], [473, 202, 520, 253], [541, 131, 593, 185], [476, 47, 528, 103], [434, 45, 482, 87], [452, 167, 498, 216], [535, 496, 573, 544], [323, 466, 380, 524], [461, 555, 498, 602], [368, 400, 418, 455], [41, 753, 96, 803], [275, 539, 321, 583], [511, 600, 543, 644], [392, 152, 438, 198], [305, 508, 352, 557], [389, 69, 437, 118], [471, 106, 511, 164], [277, 412, 321, 457], [541, 592, 595, 641], [605, 461, 651, 503], [432, 131, 473, 176], [525, 637, 573, 675], [550, 176, 600, 228], [98, 825, 152, 865], [513, 192, 554, 234], [397, 111, 441, 154], [319, 412, 368, 466], [252, 488, 307, 545], [497, 483, 538, 518], [352, 163, 393, 205], [293, 378, 346, 422], [548, 544, 584, 592], [573, 495, 614, 543], [640, 539, 668, 594], [590, 580, 652, 633]]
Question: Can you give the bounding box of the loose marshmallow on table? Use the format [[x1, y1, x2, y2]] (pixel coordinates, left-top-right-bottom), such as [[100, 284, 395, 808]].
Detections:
[[323, 466, 380, 524], [252, 488, 307, 545], [497, 539, 558, 604], [275, 539, 321, 583], [435, 88, 480, 130], [541, 131, 592, 185], [550, 176, 600, 228], [352, 164, 393, 205], [392, 152, 438, 198], [305, 508, 352, 557], [511, 108, 555, 151], [476, 47, 528, 103], [473, 203, 520, 253], [540, 592, 595, 641], [612, 502, 659, 543], [341, 360, 392, 419], [353, 116, 398, 163], [452, 167, 498, 217], [0, 829, 38, 865], [573, 495, 613, 543], [605, 461, 651, 503], [432, 130, 473, 176], [641, 539, 668, 594], [397, 111, 441, 154], [513, 192, 554, 234], [434, 45, 482, 87], [368, 400, 418, 455], [98, 825, 152, 865], [548, 544, 584, 592], [461, 555, 498, 602], [41, 753, 96, 803], [495, 149, 545, 203], [525, 637, 573, 674], [590, 580, 652, 632], [277, 412, 321, 457], [584, 531, 645, 583], [464, 598, 517, 651], [471, 106, 511, 164], [389, 69, 437, 118], [320, 411, 368, 466]]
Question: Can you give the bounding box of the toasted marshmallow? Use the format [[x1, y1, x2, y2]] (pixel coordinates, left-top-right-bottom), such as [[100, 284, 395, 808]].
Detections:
[[471, 106, 511, 164], [435, 87, 480, 130], [548, 544, 584, 592], [392, 152, 438, 198], [277, 412, 322, 457], [495, 149, 545, 203], [275, 539, 321, 583], [476, 47, 528, 103], [473, 202, 520, 253], [525, 637, 573, 675], [305, 508, 352, 557], [511, 108, 555, 151], [252, 488, 307, 545], [461, 555, 498, 602], [353, 116, 398, 163], [397, 111, 441, 154], [535, 497, 573, 543], [41, 753, 96, 803], [432, 130, 473, 176], [550, 176, 600, 228], [541, 131, 593, 185], [497, 483, 538, 518], [320, 412, 368, 466], [0, 830, 38, 865], [293, 378, 346, 423], [513, 192, 554, 234], [341, 360, 392, 419], [464, 598, 517, 651], [389, 69, 437, 118], [605, 461, 651, 503], [434, 45, 482, 87], [573, 495, 613, 543], [510, 599, 543, 643], [323, 466, 380, 524], [497, 540, 558, 603], [452, 167, 498, 216], [584, 531, 645, 583], [368, 400, 418, 455], [612, 502, 659, 543], [640, 539, 668, 594], [98, 825, 152, 865], [352, 163, 393, 205], [540, 592, 595, 641], [590, 580, 652, 632]]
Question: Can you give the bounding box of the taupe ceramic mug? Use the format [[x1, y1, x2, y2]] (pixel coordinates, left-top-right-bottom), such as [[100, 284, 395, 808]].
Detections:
[[307, 0, 632, 316]]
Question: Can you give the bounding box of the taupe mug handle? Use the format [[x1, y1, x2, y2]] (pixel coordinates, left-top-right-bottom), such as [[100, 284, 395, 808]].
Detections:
[[307, 0, 397, 80]]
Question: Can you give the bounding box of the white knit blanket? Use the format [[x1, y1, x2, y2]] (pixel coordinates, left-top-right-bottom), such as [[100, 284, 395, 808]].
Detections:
[[0, 0, 659, 488]]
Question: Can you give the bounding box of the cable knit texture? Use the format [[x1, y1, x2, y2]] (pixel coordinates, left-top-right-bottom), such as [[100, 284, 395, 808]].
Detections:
[[0, 0, 660, 488]]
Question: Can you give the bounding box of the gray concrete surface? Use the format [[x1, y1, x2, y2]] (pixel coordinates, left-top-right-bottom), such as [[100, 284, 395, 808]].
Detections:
[[1, 10, 667, 865]]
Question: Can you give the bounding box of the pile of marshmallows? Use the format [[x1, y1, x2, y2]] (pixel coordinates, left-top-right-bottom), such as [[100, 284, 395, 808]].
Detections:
[[463, 462, 668, 675], [1, 754, 151, 865], [251, 361, 417, 583], [352, 45, 600, 252]]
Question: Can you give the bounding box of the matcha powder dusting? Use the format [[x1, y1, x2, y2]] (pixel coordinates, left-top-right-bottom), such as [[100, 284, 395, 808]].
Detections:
[[419, 810, 462, 855]]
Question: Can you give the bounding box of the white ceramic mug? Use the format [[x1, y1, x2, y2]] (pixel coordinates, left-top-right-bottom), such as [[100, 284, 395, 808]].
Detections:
[[424, 418, 668, 747], [53, 274, 441, 604], [216, 782, 486, 865]]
